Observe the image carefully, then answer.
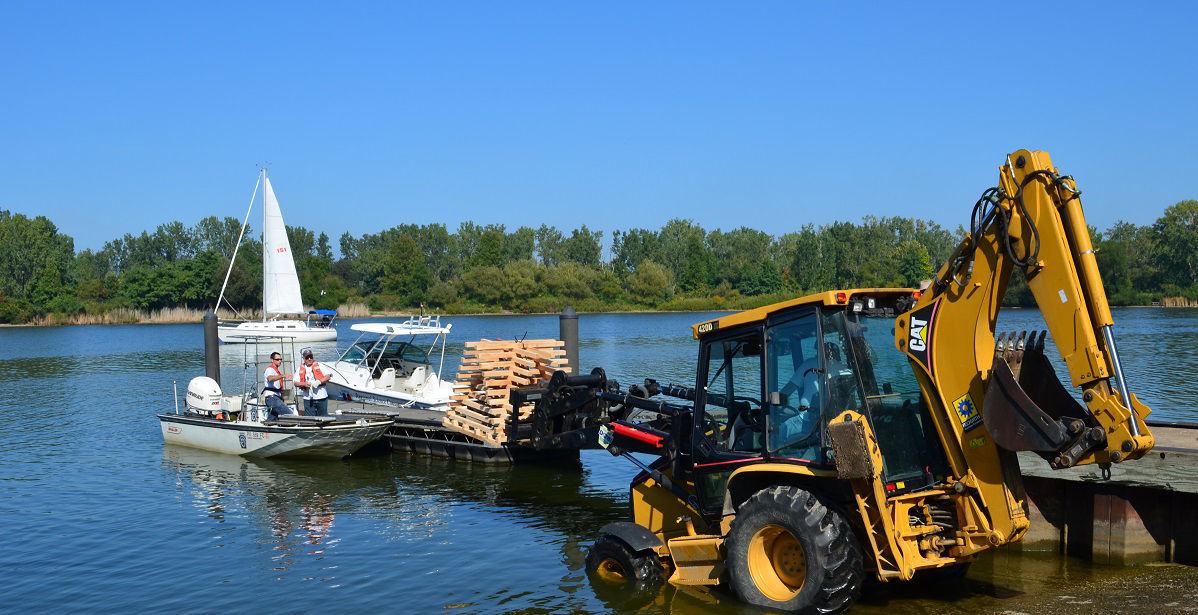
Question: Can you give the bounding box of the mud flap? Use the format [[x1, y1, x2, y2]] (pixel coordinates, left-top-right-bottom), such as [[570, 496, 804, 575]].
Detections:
[[982, 331, 1106, 468], [597, 521, 664, 553]]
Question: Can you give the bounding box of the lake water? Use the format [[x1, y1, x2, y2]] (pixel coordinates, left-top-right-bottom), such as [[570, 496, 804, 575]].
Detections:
[[1, 308, 1195, 613]]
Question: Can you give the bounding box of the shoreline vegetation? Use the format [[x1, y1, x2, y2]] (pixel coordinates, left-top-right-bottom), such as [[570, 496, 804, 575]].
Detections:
[[6, 296, 1196, 328], [1, 201, 1195, 328]]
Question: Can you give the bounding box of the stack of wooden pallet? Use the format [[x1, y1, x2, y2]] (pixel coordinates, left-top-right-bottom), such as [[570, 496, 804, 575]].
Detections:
[[443, 339, 570, 446]]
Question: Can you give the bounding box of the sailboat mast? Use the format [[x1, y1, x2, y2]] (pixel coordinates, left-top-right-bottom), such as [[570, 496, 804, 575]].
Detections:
[[214, 173, 260, 316], [261, 168, 268, 322]]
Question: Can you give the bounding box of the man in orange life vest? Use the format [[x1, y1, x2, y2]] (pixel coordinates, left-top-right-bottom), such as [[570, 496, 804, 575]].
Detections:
[[294, 348, 331, 416], [264, 352, 296, 420]]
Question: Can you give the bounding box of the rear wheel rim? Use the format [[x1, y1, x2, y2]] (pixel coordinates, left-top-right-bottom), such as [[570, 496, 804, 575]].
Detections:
[[747, 524, 806, 601], [594, 558, 629, 583]]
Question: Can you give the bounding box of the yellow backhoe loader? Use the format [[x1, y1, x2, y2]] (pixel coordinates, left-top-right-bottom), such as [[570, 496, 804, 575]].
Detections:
[[517, 150, 1154, 613]]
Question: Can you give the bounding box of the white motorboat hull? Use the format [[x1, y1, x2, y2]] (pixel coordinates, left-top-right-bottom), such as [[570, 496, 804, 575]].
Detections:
[[158, 413, 389, 459], [325, 380, 449, 410], [218, 320, 337, 343]]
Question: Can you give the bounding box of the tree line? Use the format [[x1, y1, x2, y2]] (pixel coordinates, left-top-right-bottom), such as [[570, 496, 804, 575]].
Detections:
[[0, 200, 1195, 324]]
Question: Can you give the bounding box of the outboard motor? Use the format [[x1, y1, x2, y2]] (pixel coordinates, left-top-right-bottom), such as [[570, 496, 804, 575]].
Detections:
[[186, 376, 223, 416]]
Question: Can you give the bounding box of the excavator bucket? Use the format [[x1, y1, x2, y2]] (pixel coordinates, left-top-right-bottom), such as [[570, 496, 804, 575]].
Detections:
[[982, 331, 1106, 468]]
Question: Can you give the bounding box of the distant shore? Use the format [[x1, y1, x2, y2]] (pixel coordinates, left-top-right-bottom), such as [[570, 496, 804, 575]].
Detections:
[[2, 297, 1194, 328]]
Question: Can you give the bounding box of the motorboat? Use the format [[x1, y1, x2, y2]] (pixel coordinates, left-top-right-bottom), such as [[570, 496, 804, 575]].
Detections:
[[215, 169, 337, 343], [158, 376, 391, 459], [159, 335, 388, 459], [325, 316, 454, 409]]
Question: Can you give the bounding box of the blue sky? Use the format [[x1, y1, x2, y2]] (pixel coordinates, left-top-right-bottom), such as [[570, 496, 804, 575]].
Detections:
[[2, 2, 1195, 253]]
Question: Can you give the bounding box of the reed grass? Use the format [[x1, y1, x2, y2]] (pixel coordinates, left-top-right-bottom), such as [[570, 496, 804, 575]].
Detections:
[[25, 303, 375, 326], [336, 303, 371, 318]]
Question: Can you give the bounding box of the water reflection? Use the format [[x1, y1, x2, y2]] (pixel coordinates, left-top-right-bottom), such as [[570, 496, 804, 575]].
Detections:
[[161, 445, 402, 581], [386, 453, 627, 539]]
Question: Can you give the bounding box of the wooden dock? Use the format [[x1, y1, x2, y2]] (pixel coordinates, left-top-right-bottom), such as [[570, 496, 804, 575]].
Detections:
[[330, 398, 578, 465]]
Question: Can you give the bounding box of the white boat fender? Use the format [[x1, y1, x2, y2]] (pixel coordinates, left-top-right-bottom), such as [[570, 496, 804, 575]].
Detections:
[[186, 377, 223, 414]]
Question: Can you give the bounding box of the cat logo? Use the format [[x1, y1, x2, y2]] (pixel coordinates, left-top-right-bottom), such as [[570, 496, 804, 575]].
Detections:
[[904, 298, 940, 378], [909, 318, 928, 351]]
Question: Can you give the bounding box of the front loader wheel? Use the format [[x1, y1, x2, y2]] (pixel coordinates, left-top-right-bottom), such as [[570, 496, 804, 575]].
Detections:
[[585, 534, 665, 608], [726, 486, 862, 614]]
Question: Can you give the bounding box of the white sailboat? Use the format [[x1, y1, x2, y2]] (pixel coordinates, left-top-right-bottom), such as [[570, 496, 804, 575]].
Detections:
[[217, 170, 337, 343]]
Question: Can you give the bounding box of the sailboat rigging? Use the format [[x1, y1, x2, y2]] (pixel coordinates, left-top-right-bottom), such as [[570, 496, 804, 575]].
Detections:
[[216, 169, 337, 343]]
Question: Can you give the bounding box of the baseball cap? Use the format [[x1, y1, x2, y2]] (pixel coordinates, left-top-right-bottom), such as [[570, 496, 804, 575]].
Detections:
[[301, 348, 314, 359]]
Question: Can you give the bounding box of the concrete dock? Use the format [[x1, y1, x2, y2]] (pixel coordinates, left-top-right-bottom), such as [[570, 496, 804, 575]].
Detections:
[[1019, 421, 1198, 565]]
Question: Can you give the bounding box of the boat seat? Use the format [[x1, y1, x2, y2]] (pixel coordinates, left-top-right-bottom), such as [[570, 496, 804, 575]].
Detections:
[[405, 365, 429, 384], [374, 367, 396, 390]]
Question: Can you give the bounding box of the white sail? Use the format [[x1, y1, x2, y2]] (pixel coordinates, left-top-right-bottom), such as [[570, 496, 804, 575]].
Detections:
[[261, 176, 305, 315]]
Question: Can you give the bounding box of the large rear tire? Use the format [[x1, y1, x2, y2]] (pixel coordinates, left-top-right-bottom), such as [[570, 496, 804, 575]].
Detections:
[[585, 534, 665, 609], [725, 485, 862, 614]]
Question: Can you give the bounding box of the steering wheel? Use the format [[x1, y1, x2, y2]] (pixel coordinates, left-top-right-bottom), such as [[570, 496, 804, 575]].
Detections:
[[730, 395, 764, 429]]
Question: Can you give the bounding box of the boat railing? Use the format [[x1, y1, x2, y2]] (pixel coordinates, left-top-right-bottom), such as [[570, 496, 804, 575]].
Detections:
[[401, 314, 441, 329]]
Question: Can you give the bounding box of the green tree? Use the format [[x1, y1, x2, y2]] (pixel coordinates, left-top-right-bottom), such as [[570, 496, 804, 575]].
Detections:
[[677, 234, 716, 292], [626, 261, 672, 302], [383, 235, 433, 305], [561, 225, 603, 266], [611, 228, 662, 278], [896, 240, 933, 287], [708, 226, 773, 291], [535, 225, 564, 266], [657, 219, 706, 281], [193, 216, 246, 257], [459, 266, 506, 304], [1152, 200, 1198, 289], [740, 260, 784, 296], [505, 226, 536, 263], [501, 260, 540, 305], [0, 210, 75, 301], [469, 229, 506, 269], [541, 263, 598, 299]]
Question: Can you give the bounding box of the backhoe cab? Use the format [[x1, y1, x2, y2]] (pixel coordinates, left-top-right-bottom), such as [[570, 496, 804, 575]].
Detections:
[[581, 150, 1154, 614]]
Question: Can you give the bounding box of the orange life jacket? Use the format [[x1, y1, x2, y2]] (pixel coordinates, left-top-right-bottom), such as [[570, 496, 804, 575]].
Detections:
[[265, 365, 283, 394], [298, 363, 326, 385]]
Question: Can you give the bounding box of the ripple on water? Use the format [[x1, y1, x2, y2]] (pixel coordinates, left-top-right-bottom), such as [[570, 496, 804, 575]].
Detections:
[[1, 312, 1195, 613]]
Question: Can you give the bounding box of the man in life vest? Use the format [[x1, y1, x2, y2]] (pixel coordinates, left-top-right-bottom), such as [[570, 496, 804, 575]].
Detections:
[[294, 348, 331, 416], [264, 352, 296, 420]]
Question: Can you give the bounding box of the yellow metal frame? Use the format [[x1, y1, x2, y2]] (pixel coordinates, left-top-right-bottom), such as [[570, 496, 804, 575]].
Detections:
[[628, 149, 1156, 590]]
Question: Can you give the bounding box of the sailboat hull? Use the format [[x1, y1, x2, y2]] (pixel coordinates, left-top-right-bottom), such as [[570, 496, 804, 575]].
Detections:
[[218, 320, 337, 343]]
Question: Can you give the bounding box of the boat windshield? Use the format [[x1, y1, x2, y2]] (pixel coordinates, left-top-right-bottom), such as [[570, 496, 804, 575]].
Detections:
[[340, 342, 371, 364], [340, 338, 432, 367]]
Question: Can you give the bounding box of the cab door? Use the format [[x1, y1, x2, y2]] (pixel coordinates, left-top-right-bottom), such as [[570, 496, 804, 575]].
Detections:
[[691, 327, 765, 515]]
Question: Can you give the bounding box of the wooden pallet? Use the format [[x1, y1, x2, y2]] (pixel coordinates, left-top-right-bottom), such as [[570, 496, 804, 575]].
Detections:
[[442, 339, 570, 445]]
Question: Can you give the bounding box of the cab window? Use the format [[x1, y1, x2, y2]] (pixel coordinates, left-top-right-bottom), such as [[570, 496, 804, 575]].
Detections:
[[697, 332, 764, 455], [766, 312, 831, 462], [845, 313, 948, 490]]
